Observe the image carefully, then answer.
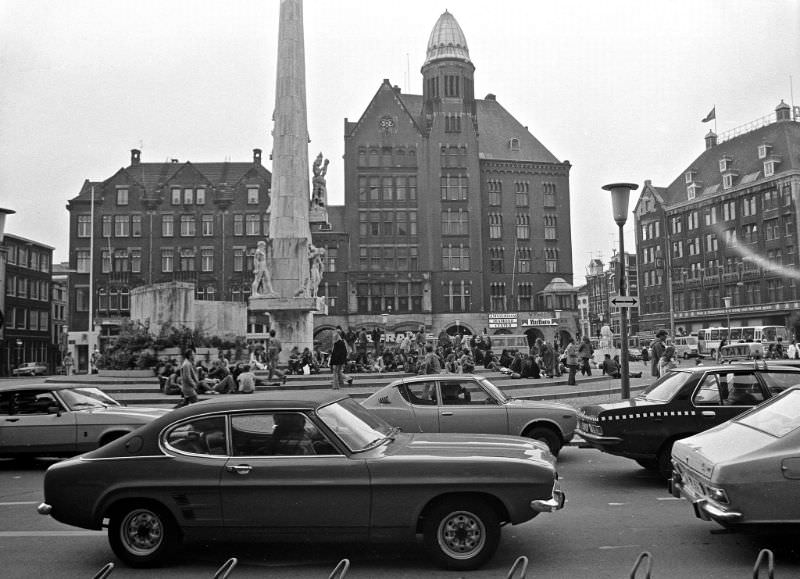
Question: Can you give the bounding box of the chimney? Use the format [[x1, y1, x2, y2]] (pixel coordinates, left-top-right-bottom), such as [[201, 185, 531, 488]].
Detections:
[[485, 93, 496, 101], [130, 149, 141, 165], [253, 148, 262, 164], [704, 130, 717, 150]]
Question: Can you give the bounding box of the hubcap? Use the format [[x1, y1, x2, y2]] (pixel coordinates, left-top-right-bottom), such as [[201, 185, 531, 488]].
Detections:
[[437, 510, 485, 560], [121, 509, 163, 555]]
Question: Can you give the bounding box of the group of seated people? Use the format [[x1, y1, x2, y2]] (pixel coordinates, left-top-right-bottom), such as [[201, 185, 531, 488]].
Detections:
[[286, 346, 323, 375], [158, 359, 257, 395]]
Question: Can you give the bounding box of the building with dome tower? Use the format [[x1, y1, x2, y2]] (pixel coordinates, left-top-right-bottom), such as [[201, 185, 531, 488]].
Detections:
[[312, 10, 578, 345]]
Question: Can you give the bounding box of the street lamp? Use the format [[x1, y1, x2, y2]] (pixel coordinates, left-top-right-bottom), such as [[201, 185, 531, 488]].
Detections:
[[602, 182, 639, 399]]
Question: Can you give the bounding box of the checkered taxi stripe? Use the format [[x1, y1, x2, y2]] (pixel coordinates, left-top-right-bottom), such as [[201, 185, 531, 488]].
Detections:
[[598, 410, 696, 421]]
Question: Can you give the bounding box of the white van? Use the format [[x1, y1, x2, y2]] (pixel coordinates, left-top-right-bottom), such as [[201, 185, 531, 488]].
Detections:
[[672, 335, 699, 359]]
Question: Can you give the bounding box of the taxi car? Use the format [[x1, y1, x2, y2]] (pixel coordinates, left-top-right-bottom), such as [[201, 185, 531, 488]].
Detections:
[[38, 393, 565, 571], [361, 374, 577, 456], [12, 362, 48, 376], [577, 363, 800, 477], [0, 384, 168, 458], [671, 386, 800, 529]]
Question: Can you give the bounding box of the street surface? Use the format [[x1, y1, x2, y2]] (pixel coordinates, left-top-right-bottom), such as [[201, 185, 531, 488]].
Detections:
[[3, 447, 799, 578]]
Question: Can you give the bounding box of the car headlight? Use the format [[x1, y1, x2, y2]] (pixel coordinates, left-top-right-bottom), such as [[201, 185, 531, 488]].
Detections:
[[707, 485, 730, 505]]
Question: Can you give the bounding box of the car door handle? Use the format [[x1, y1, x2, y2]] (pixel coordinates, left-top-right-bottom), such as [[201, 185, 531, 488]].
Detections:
[[440, 411, 454, 416], [226, 464, 252, 475], [701, 411, 716, 417], [5, 418, 19, 423]]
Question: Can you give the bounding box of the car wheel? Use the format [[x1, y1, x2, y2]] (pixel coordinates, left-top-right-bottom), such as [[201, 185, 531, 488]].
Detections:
[[635, 458, 659, 471], [524, 426, 562, 456], [108, 503, 179, 567], [423, 498, 500, 571], [657, 441, 676, 479]]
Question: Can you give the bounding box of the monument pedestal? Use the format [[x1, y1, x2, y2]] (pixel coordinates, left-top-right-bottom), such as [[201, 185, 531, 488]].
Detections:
[[250, 296, 327, 363]]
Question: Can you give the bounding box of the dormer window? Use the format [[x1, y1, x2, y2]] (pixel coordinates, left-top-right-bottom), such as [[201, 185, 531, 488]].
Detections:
[[684, 170, 696, 184], [719, 156, 732, 172], [764, 160, 776, 177], [509, 138, 520, 151], [687, 184, 699, 199], [722, 174, 735, 190], [758, 143, 771, 159]]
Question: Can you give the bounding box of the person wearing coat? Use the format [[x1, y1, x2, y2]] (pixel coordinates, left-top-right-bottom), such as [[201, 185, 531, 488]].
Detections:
[[565, 338, 580, 385], [329, 332, 350, 389]]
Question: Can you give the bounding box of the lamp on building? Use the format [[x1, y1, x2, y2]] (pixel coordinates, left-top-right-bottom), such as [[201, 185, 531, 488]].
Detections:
[[602, 182, 638, 399]]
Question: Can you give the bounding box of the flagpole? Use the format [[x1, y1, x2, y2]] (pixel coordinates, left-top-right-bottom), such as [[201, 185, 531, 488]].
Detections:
[[714, 104, 717, 134]]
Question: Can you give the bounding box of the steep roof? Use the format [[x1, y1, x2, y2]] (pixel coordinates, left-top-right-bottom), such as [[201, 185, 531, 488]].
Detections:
[[424, 10, 471, 66]]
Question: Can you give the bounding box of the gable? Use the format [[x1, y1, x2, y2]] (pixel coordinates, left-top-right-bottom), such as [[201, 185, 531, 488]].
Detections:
[[346, 81, 423, 142]]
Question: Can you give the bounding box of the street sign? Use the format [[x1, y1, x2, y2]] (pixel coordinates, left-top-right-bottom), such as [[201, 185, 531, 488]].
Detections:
[[611, 296, 639, 308]]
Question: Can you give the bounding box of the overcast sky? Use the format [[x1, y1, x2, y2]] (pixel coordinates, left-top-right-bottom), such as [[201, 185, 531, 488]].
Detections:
[[1, 0, 798, 285]]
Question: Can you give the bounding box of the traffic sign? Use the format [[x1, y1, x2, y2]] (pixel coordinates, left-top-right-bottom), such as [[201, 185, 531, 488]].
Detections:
[[611, 296, 639, 308]]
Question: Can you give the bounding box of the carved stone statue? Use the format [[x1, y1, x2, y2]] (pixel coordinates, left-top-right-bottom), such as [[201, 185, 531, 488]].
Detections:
[[307, 244, 325, 298], [310, 152, 329, 209], [252, 240, 276, 297]]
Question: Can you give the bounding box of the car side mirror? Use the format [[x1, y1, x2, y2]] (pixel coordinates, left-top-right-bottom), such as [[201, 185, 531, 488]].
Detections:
[[48, 405, 61, 416]]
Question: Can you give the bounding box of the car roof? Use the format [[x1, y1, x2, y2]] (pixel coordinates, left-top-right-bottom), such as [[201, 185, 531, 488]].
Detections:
[[169, 390, 349, 416], [389, 374, 483, 384], [0, 382, 99, 393]]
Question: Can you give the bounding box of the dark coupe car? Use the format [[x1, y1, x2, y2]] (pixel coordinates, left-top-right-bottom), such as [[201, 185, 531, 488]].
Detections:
[[38, 393, 565, 571], [577, 363, 800, 477], [362, 374, 577, 456]]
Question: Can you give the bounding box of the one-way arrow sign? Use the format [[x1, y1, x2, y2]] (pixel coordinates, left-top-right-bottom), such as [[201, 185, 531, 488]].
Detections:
[[611, 296, 639, 308]]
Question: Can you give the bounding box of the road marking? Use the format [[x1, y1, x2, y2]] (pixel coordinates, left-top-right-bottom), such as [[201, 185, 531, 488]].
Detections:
[[657, 497, 681, 501], [0, 531, 103, 537], [0, 501, 39, 506], [608, 502, 628, 506], [599, 545, 641, 550]]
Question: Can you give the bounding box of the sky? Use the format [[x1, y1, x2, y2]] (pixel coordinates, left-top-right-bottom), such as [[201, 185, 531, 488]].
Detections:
[[1, 0, 798, 286]]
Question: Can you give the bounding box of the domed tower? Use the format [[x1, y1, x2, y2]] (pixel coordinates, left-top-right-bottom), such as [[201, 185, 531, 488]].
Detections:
[[421, 10, 476, 123]]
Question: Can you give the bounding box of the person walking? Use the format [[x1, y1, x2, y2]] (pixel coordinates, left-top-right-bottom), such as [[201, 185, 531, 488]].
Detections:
[[578, 336, 593, 376], [266, 329, 287, 386], [175, 349, 199, 408], [650, 330, 668, 377], [63, 352, 74, 376], [565, 338, 579, 385], [329, 332, 349, 389], [658, 345, 678, 377]]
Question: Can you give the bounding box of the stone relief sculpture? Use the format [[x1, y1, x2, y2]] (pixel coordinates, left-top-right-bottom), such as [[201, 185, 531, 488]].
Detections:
[[307, 244, 326, 298], [310, 152, 329, 209], [252, 240, 277, 297]]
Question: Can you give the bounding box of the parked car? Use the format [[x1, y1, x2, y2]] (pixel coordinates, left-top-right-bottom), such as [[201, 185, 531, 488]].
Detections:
[[576, 363, 800, 477], [12, 362, 48, 376], [361, 374, 577, 455], [671, 386, 800, 529], [673, 336, 700, 359], [718, 342, 764, 363], [0, 384, 168, 458], [38, 393, 565, 570]]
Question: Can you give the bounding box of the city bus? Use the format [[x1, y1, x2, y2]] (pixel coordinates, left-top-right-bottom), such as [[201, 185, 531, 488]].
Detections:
[[697, 327, 728, 357], [737, 325, 789, 344]]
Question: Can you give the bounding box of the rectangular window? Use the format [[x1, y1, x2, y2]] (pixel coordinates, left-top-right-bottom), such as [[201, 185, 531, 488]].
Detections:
[[161, 214, 174, 237], [131, 214, 142, 237], [114, 215, 129, 237], [688, 211, 699, 229], [161, 249, 174, 273], [233, 247, 244, 272], [102, 215, 112, 237], [180, 250, 195, 272], [196, 188, 206, 205], [233, 214, 244, 236], [202, 214, 214, 236], [76, 250, 90, 273], [183, 188, 193, 204], [101, 250, 111, 273], [543, 183, 556, 207], [180, 215, 196, 237], [131, 249, 142, 273], [442, 210, 468, 236], [77, 215, 91, 237], [116, 188, 128, 205], [246, 215, 260, 236], [114, 250, 129, 272], [247, 187, 259, 204], [201, 248, 214, 272], [489, 214, 502, 239], [171, 188, 181, 205], [75, 287, 89, 312], [325, 247, 338, 272]]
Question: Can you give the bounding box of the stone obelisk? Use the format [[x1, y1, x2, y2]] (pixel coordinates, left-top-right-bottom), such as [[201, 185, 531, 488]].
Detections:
[[249, 0, 324, 363]]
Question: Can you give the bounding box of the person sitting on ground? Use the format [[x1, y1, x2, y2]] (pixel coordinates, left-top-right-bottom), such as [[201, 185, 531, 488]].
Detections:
[[499, 349, 514, 368], [208, 359, 238, 394], [459, 349, 475, 373], [419, 344, 442, 374], [521, 353, 541, 379], [287, 346, 302, 375], [237, 364, 256, 394], [509, 352, 524, 376], [444, 352, 460, 373], [371, 354, 386, 374], [601, 354, 621, 378]]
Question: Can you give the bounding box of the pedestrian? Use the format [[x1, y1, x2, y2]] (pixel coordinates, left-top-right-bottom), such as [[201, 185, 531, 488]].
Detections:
[[266, 329, 287, 385], [640, 345, 650, 369], [578, 336, 593, 376], [564, 338, 579, 385], [658, 345, 678, 377], [175, 349, 199, 408], [329, 332, 349, 389], [650, 330, 668, 377], [63, 352, 74, 376]]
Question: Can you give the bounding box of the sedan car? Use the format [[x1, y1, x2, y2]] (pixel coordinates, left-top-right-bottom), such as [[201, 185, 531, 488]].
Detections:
[[671, 386, 800, 529], [361, 374, 577, 456], [577, 363, 800, 477], [12, 362, 48, 376], [0, 384, 168, 458], [38, 393, 565, 571]]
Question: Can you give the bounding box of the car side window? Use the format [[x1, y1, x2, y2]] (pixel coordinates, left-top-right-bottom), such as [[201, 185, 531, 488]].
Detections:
[[0, 392, 13, 415], [693, 374, 723, 405], [230, 412, 340, 457], [724, 372, 763, 406], [761, 371, 800, 395], [440, 380, 476, 405], [13, 390, 58, 415], [461, 382, 495, 405], [165, 416, 227, 456], [400, 382, 436, 405]]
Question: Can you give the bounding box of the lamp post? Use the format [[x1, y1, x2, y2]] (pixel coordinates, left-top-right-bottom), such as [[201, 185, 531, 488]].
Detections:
[[723, 296, 732, 338], [602, 182, 639, 399]]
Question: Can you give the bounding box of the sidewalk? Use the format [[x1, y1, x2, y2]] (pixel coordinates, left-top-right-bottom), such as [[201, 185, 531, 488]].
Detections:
[[45, 367, 655, 407]]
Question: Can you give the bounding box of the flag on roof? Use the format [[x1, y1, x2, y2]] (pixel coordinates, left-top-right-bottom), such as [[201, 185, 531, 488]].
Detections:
[[701, 107, 716, 123]]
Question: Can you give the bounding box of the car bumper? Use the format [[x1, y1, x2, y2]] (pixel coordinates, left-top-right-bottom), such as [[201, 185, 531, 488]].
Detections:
[[670, 474, 742, 524], [575, 430, 623, 450], [530, 481, 565, 513]]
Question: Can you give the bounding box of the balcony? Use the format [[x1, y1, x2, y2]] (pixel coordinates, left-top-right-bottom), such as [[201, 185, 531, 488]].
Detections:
[[685, 278, 701, 288], [722, 272, 740, 283], [703, 274, 720, 286], [742, 269, 762, 280], [672, 280, 685, 290]]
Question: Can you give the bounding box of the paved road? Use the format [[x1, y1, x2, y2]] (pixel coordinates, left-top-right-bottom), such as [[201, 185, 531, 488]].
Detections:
[[3, 447, 799, 578]]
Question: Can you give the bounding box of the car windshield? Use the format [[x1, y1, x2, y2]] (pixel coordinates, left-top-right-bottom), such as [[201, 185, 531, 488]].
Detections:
[[59, 387, 121, 410], [637, 371, 693, 402], [317, 398, 394, 453], [737, 389, 800, 438], [477, 377, 507, 403]]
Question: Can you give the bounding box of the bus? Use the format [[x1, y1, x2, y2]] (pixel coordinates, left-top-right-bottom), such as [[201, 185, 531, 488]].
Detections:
[[697, 327, 728, 357]]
